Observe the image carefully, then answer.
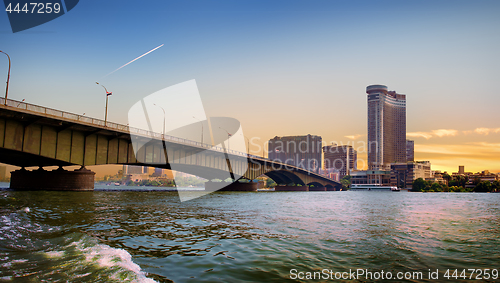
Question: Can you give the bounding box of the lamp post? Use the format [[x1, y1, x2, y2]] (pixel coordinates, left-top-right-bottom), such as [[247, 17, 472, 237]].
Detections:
[[96, 82, 112, 126], [219, 127, 231, 152], [0, 50, 11, 106], [244, 136, 250, 156], [192, 116, 204, 145], [153, 104, 166, 138]]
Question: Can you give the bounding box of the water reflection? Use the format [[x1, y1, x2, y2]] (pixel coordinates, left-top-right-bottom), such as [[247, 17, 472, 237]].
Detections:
[[1, 189, 499, 282]]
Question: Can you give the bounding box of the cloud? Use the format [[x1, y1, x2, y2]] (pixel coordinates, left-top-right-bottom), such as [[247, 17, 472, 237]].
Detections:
[[468, 142, 500, 148], [408, 129, 458, 139], [432, 129, 458, 137], [416, 143, 500, 156], [410, 127, 500, 139], [344, 134, 363, 140], [407, 132, 433, 139], [473, 127, 500, 135]]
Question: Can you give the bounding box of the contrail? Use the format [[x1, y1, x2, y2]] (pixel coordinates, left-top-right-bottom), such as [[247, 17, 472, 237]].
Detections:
[[103, 44, 164, 77]]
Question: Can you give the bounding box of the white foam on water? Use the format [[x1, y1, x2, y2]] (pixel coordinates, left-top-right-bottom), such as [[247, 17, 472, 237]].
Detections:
[[77, 241, 157, 283], [11, 259, 28, 263], [0, 207, 158, 282]]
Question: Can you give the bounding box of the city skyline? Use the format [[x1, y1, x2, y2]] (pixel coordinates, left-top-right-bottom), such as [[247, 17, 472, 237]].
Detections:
[[1, 0, 499, 173]]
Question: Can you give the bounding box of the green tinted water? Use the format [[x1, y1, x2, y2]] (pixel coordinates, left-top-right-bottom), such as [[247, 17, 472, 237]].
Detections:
[[1, 188, 499, 282]]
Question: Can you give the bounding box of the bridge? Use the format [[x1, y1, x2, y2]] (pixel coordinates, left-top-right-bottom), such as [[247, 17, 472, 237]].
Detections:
[[0, 98, 341, 192]]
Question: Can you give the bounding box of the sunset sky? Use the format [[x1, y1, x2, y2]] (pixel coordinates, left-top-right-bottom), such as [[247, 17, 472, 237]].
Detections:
[[1, 0, 499, 175]]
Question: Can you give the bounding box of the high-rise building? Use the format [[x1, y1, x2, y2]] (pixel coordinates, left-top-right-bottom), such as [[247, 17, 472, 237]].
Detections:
[[268, 135, 322, 173], [367, 84, 406, 169], [406, 140, 414, 162], [458, 166, 465, 175], [323, 145, 357, 177]]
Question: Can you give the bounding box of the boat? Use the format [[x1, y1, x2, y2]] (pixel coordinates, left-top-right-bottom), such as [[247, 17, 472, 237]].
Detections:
[[350, 184, 400, 191]]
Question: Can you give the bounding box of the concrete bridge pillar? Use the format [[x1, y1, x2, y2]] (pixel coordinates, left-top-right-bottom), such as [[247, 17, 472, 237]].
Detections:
[[10, 166, 95, 191]]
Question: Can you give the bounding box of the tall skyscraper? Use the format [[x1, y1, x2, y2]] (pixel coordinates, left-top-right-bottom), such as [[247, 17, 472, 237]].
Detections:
[[366, 85, 406, 169], [406, 140, 414, 162], [323, 145, 357, 178], [268, 135, 322, 173]]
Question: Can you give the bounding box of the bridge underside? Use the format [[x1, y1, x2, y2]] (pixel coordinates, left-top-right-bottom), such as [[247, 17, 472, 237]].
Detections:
[[0, 147, 73, 168]]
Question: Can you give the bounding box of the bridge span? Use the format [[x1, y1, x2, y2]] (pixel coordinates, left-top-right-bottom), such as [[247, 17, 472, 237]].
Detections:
[[0, 98, 341, 192]]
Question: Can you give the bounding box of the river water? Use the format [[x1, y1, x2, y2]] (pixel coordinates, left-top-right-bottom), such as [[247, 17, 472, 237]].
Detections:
[[1, 184, 499, 282]]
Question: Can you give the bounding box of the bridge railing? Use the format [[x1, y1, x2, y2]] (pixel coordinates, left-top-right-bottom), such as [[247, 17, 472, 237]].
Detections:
[[0, 97, 266, 159]]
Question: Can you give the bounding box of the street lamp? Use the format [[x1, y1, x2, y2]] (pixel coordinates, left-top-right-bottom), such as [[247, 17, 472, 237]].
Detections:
[[192, 116, 204, 145], [96, 82, 112, 126], [244, 136, 250, 156], [153, 103, 166, 138], [0, 50, 11, 106], [219, 127, 231, 152]]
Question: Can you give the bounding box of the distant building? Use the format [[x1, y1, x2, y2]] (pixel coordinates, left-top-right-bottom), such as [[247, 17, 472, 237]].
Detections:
[[427, 170, 446, 185], [390, 161, 432, 188], [152, 168, 164, 177], [406, 140, 414, 162], [0, 165, 6, 181], [458, 166, 465, 175], [268, 134, 322, 173], [323, 145, 357, 177], [318, 168, 340, 182], [350, 170, 392, 186], [366, 85, 406, 169], [350, 170, 368, 185], [123, 165, 148, 175], [466, 171, 498, 186], [126, 174, 149, 182]]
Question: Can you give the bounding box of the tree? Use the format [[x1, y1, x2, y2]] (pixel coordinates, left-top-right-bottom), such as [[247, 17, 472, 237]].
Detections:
[[474, 181, 492, 193], [492, 180, 500, 192], [442, 172, 451, 186], [430, 182, 443, 192], [412, 178, 427, 192], [265, 178, 277, 188], [341, 175, 351, 190]]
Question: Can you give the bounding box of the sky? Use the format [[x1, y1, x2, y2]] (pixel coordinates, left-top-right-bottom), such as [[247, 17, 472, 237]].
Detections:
[[1, 0, 500, 175]]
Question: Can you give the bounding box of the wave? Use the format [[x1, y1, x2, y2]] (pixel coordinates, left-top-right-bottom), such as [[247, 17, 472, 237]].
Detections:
[[0, 209, 157, 282]]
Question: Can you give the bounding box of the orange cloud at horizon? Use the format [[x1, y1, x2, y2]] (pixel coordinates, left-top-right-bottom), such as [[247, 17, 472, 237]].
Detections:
[[414, 143, 500, 173]]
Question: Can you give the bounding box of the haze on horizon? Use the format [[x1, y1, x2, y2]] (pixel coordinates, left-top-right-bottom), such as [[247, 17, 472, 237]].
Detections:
[[0, 0, 499, 174]]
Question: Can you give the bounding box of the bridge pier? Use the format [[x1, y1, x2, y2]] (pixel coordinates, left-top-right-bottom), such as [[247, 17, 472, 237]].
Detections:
[[275, 185, 309, 191], [309, 186, 326, 191], [205, 181, 258, 192], [10, 166, 95, 191]]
